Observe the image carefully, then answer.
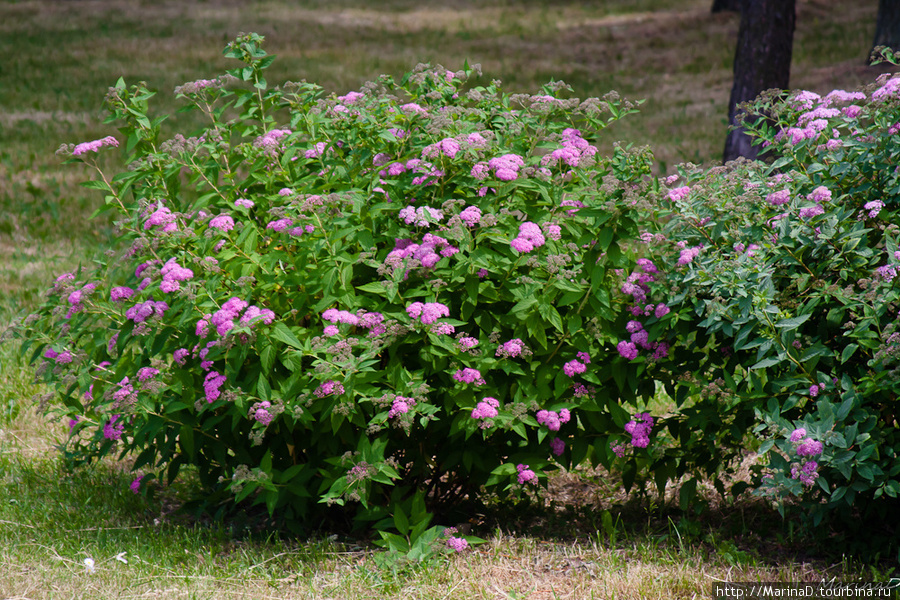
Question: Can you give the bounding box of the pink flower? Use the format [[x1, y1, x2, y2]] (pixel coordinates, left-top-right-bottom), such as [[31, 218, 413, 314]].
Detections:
[[496, 338, 526, 358], [103, 415, 124, 440], [458, 336, 479, 349], [453, 368, 485, 385], [388, 397, 413, 418], [315, 380, 345, 397], [204, 371, 226, 403], [516, 463, 537, 484], [536, 410, 561, 431], [550, 437, 565, 457], [209, 214, 234, 231], [799, 205, 825, 220], [446, 536, 469, 552], [73, 136, 119, 156], [459, 206, 482, 226], [563, 360, 586, 377], [766, 190, 791, 206], [130, 475, 144, 494], [796, 439, 824, 457], [667, 186, 691, 202], [267, 218, 294, 232], [110, 286, 135, 302], [790, 428, 807, 442], [471, 397, 499, 420], [617, 340, 638, 361]]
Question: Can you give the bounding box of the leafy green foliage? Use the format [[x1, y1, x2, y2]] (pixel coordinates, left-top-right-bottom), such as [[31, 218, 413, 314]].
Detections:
[[649, 74, 900, 543], [20, 34, 660, 549]]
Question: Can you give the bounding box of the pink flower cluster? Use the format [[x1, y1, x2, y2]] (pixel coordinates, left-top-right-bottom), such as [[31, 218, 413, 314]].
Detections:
[[322, 308, 384, 333], [872, 75, 900, 101], [471, 397, 499, 420], [422, 137, 461, 160], [209, 214, 235, 232], [667, 186, 691, 202], [252, 401, 274, 426], [488, 154, 525, 181], [516, 463, 537, 484], [111, 377, 136, 407], [677, 245, 703, 266], [399, 205, 444, 227], [549, 437, 565, 457], [110, 286, 135, 303], [624, 412, 653, 448], [315, 380, 345, 397], [385, 234, 458, 273], [197, 297, 275, 338], [388, 396, 415, 418], [495, 338, 527, 358], [453, 368, 486, 385], [406, 301, 450, 324], [144, 206, 177, 232], [126, 299, 169, 324], [204, 371, 226, 403], [536, 408, 571, 431], [266, 218, 305, 236], [791, 461, 820, 487], [255, 128, 291, 155], [796, 438, 824, 457], [563, 359, 586, 377], [806, 186, 832, 204], [457, 336, 479, 350], [789, 427, 822, 486], [103, 414, 124, 440], [799, 204, 825, 220], [459, 205, 482, 227], [864, 200, 885, 218], [446, 536, 469, 552], [173, 348, 189, 365], [510, 221, 546, 253], [766, 190, 791, 206], [137, 367, 159, 382], [540, 128, 597, 168], [160, 258, 194, 293], [73, 136, 119, 156]]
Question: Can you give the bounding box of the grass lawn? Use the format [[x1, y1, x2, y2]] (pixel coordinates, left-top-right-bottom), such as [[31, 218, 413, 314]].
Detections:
[[1, 1, 896, 597]]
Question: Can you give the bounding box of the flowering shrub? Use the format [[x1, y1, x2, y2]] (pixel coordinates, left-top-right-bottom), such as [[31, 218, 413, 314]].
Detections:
[[646, 71, 900, 533], [21, 34, 663, 535]]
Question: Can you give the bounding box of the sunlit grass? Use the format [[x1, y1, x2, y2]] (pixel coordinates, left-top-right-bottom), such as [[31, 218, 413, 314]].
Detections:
[[0, 0, 894, 595]]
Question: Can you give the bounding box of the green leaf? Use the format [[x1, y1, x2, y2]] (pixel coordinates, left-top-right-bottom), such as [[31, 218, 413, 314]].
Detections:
[[751, 357, 781, 370], [356, 282, 387, 295], [840, 343, 858, 363], [261, 344, 275, 374], [394, 505, 410, 536], [271, 322, 303, 349], [774, 314, 811, 329]]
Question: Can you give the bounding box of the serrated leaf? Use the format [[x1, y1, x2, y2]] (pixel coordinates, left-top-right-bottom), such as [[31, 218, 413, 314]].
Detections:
[[271, 322, 303, 349]]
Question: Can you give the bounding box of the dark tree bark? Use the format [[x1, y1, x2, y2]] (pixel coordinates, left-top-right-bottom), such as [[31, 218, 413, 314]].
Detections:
[[711, 0, 742, 13], [873, 0, 900, 54], [723, 0, 796, 163]]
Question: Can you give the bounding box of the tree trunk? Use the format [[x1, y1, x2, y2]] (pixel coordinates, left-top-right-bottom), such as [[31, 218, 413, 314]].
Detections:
[[723, 0, 796, 163], [873, 0, 900, 54], [711, 0, 742, 13]]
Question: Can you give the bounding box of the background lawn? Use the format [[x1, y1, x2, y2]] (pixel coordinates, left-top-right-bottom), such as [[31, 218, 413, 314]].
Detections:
[[1, 1, 896, 597]]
